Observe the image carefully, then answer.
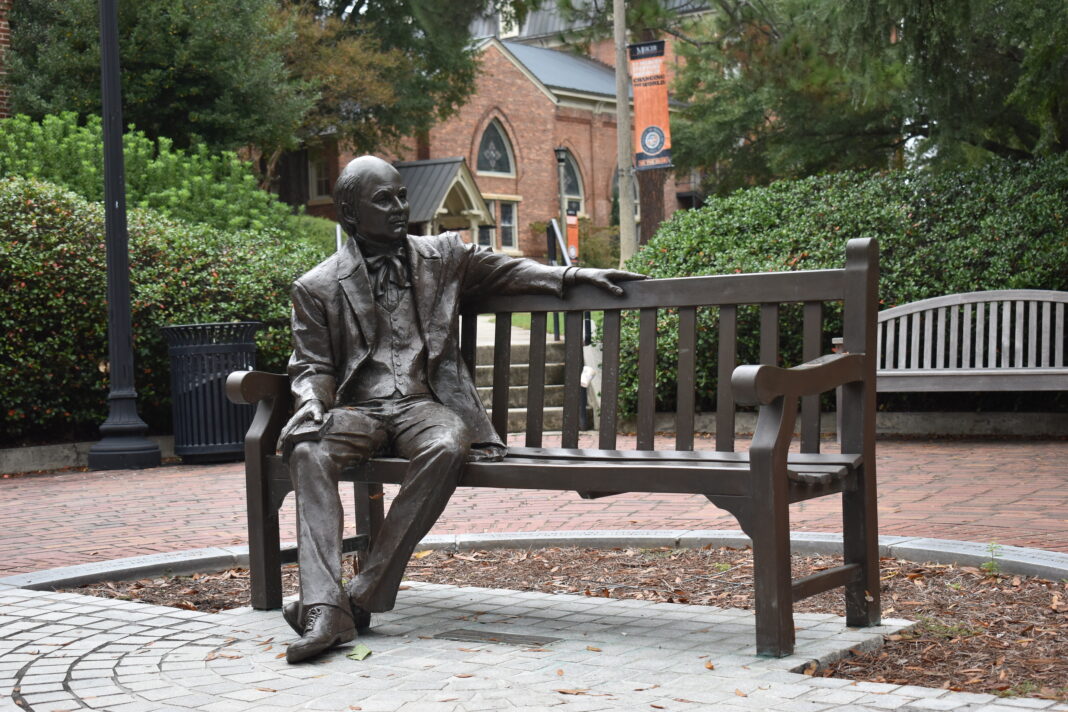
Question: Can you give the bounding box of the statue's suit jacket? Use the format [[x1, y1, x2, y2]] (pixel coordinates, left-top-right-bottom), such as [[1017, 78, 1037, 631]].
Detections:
[[287, 232, 568, 452]]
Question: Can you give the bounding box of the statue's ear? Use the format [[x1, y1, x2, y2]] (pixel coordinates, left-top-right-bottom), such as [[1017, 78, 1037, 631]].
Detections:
[[339, 201, 358, 227]]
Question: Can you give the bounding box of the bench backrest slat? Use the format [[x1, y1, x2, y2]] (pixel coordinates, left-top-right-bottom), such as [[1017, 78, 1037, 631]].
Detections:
[[491, 314, 512, 440], [716, 304, 738, 452], [460, 311, 477, 374], [1015, 301, 1025, 367], [760, 303, 779, 366], [525, 312, 548, 447], [1055, 302, 1064, 367], [598, 310, 622, 450], [636, 308, 658, 450], [976, 302, 987, 367], [949, 307, 960, 368], [562, 311, 584, 448], [675, 306, 698, 451], [1027, 302, 1038, 367], [963, 304, 973, 368], [800, 301, 823, 453]]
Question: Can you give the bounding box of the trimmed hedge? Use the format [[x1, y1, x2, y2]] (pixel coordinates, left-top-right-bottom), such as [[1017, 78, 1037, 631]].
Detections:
[[617, 157, 1068, 415], [1, 177, 319, 445], [0, 113, 295, 233]]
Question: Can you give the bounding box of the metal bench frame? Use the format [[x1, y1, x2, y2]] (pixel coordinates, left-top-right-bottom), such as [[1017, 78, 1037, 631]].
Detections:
[[877, 290, 1068, 392], [227, 237, 881, 658]]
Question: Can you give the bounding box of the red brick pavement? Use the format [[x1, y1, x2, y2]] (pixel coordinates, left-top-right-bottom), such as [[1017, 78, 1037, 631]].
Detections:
[[2, 435, 1066, 576]]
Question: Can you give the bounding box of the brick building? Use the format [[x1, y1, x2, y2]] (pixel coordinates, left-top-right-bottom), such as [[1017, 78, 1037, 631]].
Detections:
[[300, 36, 676, 259]]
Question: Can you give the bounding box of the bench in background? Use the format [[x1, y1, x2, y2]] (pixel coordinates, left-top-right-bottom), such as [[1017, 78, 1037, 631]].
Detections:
[[877, 290, 1068, 392]]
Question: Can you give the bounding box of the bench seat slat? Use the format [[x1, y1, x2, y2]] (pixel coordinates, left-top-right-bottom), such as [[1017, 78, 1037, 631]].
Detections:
[[506, 446, 861, 470], [354, 457, 850, 496], [878, 368, 1068, 391]]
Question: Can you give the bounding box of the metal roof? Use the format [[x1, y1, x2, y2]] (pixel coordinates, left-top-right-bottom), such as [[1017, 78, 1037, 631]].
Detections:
[[472, 1, 708, 41], [501, 40, 621, 98], [393, 158, 463, 224]]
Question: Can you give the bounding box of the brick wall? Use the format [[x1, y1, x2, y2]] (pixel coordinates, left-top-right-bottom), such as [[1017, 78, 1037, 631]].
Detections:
[[0, 0, 11, 118]]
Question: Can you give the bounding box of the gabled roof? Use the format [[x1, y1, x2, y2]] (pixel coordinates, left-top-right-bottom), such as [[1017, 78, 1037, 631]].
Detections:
[[500, 40, 623, 99], [393, 157, 492, 227]]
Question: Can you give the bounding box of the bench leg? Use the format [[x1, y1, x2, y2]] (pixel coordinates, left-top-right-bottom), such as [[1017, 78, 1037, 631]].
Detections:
[[354, 482, 385, 575], [842, 462, 881, 627], [750, 516, 795, 657], [247, 479, 282, 610]]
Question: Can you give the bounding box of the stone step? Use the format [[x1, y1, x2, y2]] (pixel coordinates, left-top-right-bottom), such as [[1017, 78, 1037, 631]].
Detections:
[[474, 362, 566, 387], [498, 406, 594, 433], [474, 339, 567, 366], [478, 384, 565, 408]]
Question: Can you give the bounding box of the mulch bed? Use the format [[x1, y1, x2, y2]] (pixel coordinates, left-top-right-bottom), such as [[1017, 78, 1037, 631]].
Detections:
[[62, 546, 1068, 702]]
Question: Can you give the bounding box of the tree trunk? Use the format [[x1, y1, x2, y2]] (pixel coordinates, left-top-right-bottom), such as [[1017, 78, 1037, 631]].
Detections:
[[637, 167, 667, 245]]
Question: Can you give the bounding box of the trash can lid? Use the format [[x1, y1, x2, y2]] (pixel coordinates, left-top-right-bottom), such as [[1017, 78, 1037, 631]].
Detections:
[[161, 321, 263, 346]]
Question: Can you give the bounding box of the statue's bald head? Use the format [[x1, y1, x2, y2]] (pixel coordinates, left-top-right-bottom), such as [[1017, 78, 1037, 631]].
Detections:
[[334, 155, 400, 228], [333, 155, 410, 247]]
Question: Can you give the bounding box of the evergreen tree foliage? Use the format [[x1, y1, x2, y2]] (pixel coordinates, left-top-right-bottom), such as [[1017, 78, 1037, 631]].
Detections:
[[8, 0, 312, 153]]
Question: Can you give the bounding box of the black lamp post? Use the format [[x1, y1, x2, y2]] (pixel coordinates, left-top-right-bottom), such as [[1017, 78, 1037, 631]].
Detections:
[[553, 147, 568, 251], [87, 0, 160, 470]]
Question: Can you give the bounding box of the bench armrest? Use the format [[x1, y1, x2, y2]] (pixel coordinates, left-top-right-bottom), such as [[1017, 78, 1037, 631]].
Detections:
[[226, 370, 289, 405], [732, 353, 866, 406]]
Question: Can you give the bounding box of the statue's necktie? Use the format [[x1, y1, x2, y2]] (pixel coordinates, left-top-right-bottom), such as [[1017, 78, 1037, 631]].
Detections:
[[364, 252, 409, 311]]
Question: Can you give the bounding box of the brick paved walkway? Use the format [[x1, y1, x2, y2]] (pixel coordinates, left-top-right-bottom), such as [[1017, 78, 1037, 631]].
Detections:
[[2, 436, 1066, 576]]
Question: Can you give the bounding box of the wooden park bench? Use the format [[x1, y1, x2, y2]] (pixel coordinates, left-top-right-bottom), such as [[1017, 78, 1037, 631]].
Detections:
[[226, 237, 881, 657], [877, 290, 1068, 393]]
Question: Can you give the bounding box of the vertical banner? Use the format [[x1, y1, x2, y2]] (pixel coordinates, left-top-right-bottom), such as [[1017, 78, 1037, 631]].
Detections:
[[629, 40, 672, 171], [566, 210, 579, 261]]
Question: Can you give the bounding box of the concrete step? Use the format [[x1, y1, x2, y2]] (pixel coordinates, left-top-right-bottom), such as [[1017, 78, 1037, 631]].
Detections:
[[496, 406, 594, 433], [474, 362, 566, 387], [474, 339, 567, 366], [478, 384, 565, 408]]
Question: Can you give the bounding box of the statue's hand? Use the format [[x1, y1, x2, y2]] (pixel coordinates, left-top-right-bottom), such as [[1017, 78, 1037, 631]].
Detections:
[[570, 267, 647, 296], [279, 398, 325, 444]]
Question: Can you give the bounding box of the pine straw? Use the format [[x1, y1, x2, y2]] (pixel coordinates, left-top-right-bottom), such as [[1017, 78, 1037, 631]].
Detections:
[[62, 546, 1068, 702]]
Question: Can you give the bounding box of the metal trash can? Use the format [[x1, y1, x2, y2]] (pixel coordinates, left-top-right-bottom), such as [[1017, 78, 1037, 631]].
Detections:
[[162, 321, 262, 463]]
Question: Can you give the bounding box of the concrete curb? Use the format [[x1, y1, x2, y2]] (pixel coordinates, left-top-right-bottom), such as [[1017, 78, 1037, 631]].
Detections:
[[2, 530, 1066, 592]]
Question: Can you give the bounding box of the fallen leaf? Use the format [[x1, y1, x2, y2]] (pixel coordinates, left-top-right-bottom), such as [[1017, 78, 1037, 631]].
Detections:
[[704, 660, 715, 670], [556, 689, 590, 695], [349, 706, 362, 710], [734, 689, 748, 697], [586, 645, 602, 652], [255, 688, 276, 693], [651, 706, 665, 709], [275, 652, 286, 659], [455, 674, 474, 678], [556, 669, 564, 676], [346, 644, 372, 661], [412, 550, 433, 559]]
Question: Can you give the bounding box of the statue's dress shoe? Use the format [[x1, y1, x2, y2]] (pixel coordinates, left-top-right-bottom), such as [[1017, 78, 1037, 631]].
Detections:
[[285, 605, 356, 664], [284, 601, 371, 635]]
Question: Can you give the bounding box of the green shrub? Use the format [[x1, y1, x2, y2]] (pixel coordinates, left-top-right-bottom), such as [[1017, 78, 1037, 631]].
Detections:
[[0, 112, 295, 233], [288, 213, 341, 258], [0, 176, 320, 445], [617, 157, 1068, 415]]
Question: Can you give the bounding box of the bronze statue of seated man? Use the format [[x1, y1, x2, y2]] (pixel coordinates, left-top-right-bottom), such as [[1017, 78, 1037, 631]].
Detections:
[[278, 155, 643, 663]]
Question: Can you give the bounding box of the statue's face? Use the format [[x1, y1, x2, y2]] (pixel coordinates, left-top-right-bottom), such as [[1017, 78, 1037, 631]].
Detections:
[[353, 162, 409, 248]]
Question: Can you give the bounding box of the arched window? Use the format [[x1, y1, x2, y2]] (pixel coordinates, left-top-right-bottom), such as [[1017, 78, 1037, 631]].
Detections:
[[477, 120, 515, 175], [562, 150, 584, 215]]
